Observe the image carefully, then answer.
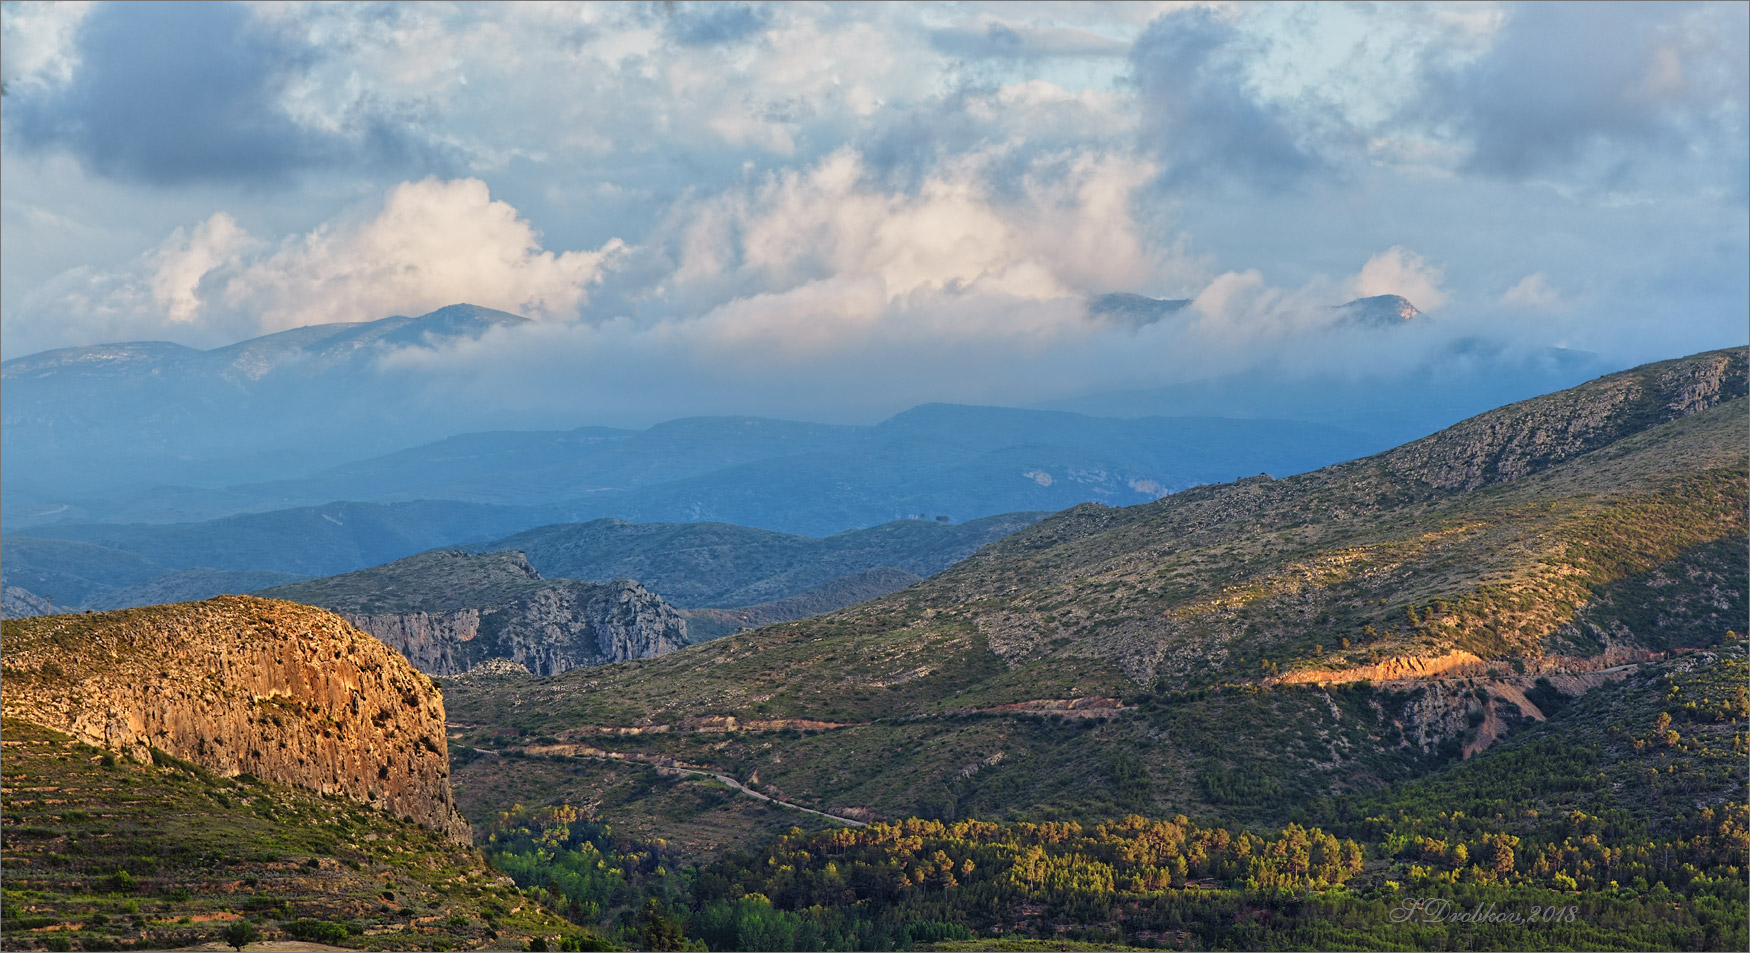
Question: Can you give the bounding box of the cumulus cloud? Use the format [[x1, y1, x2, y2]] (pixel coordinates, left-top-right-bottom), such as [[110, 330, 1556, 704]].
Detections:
[[1131, 6, 1327, 191], [1416, 1, 1749, 181], [3, 1, 1744, 396], [1498, 273, 1566, 313], [1347, 247, 1450, 311], [14, 178, 621, 347], [0, 0, 93, 89], [2, 1, 450, 185]]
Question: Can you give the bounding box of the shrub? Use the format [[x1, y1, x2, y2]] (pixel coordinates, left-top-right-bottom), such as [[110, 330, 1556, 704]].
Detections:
[[223, 920, 262, 951], [283, 918, 351, 944]]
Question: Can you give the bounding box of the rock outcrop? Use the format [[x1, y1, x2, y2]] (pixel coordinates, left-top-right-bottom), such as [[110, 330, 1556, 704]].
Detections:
[[0, 596, 471, 842], [2, 585, 58, 619], [263, 552, 689, 676], [1385, 348, 1747, 490]]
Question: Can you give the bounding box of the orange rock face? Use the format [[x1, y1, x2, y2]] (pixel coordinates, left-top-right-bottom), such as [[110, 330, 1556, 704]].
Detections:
[[1, 595, 471, 842]]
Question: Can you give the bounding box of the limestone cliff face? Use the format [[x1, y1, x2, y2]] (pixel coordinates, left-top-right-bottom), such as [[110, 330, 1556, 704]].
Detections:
[[260, 550, 688, 677], [346, 609, 482, 675], [342, 579, 686, 677], [485, 580, 686, 674], [0, 596, 471, 842], [1385, 348, 1747, 490]]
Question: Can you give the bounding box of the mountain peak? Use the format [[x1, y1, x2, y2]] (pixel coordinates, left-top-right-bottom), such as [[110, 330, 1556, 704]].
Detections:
[[1334, 294, 1423, 326], [1088, 292, 1193, 329]]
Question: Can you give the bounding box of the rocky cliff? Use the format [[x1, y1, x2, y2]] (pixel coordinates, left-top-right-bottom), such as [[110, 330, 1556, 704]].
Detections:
[[345, 579, 687, 676], [1385, 348, 1747, 490], [0, 596, 471, 842], [263, 551, 688, 676]]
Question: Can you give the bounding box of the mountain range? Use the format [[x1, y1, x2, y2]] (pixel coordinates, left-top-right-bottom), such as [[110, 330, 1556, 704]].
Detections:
[[1, 346, 1743, 951], [440, 346, 1747, 841]]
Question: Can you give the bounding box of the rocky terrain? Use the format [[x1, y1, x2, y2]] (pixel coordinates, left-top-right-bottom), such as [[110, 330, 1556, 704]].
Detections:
[[1, 596, 470, 841], [441, 347, 1747, 834], [261, 550, 687, 675]]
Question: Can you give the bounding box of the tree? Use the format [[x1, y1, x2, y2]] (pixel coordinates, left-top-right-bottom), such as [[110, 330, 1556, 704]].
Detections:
[[639, 899, 687, 951], [223, 920, 261, 951]]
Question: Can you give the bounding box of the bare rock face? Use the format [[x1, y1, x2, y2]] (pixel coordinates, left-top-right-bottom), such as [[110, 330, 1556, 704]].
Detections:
[[347, 579, 686, 677], [261, 551, 688, 677], [346, 609, 483, 675], [1385, 348, 1747, 490], [2, 585, 58, 619], [0, 596, 471, 843], [485, 580, 687, 674]]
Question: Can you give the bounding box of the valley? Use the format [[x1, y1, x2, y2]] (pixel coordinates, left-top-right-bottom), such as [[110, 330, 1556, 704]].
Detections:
[[2, 348, 1745, 951]]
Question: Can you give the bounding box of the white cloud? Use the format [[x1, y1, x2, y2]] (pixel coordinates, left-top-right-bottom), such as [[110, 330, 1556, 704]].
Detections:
[[1347, 246, 1450, 311], [17, 178, 622, 346], [0, 0, 94, 89], [214, 178, 620, 332], [149, 213, 257, 323], [1498, 272, 1565, 312]]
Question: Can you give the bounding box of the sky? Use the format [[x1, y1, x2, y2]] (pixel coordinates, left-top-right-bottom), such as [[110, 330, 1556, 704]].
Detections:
[[2, 0, 1746, 423]]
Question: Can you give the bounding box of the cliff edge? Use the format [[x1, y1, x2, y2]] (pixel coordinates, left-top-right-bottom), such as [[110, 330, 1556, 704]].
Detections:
[[0, 595, 471, 842]]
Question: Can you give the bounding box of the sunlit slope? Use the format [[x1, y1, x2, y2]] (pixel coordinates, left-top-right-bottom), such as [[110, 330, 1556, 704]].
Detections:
[[455, 349, 1744, 714], [444, 348, 1745, 827]]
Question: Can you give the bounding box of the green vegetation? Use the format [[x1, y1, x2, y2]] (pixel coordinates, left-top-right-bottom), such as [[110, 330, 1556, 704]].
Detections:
[[259, 549, 558, 615], [486, 512, 1047, 609], [469, 648, 1745, 950], [0, 718, 594, 952], [443, 355, 1747, 831]]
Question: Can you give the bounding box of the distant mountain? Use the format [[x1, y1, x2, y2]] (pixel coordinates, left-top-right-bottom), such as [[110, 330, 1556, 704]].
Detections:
[[1088, 292, 1191, 328], [1333, 293, 1422, 326], [441, 347, 1747, 828], [1042, 338, 1619, 446], [1089, 292, 1422, 331], [9, 402, 1386, 535], [0, 304, 531, 498], [483, 511, 1045, 609]]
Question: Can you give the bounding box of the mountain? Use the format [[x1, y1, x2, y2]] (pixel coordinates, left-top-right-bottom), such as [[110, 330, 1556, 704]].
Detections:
[[1041, 338, 1620, 445], [1088, 292, 1191, 328], [0, 303, 533, 499], [1334, 293, 1422, 325], [3, 595, 469, 838], [1088, 291, 1421, 331], [439, 347, 1746, 845], [258, 550, 688, 676], [5, 404, 1385, 534], [481, 511, 1047, 608], [5, 499, 542, 592], [0, 597, 594, 950]]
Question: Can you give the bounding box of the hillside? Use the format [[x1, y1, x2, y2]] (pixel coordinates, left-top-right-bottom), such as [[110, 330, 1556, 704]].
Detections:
[[0, 304, 534, 499], [6, 393, 1384, 536], [0, 596, 603, 950], [0, 719, 589, 952], [260, 551, 688, 675], [2, 597, 470, 839], [441, 347, 1747, 839], [453, 646, 1746, 951], [486, 512, 1046, 608]]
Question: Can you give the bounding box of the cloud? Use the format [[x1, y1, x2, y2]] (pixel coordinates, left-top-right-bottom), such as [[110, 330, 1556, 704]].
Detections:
[[1131, 6, 1326, 191], [1347, 247, 1450, 311], [931, 18, 1131, 60], [14, 178, 621, 347], [1498, 273, 1566, 313], [658, 1, 774, 47], [1, 1, 449, 185], [1416, 2, 1749, 181], [0, 0, 94, 89]]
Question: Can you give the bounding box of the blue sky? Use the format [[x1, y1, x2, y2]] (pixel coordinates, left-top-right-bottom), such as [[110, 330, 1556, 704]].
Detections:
[[2, 1, 1745, 421]]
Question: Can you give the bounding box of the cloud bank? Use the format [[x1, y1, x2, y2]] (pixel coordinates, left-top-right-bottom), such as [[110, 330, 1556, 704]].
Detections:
[[3, 1, 1744, 418]]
